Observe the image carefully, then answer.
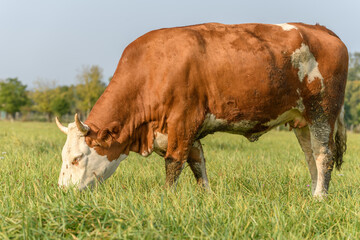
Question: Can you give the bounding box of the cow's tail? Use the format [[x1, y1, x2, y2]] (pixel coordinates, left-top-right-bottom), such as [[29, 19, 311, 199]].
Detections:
[[334, 106, 347, 170]]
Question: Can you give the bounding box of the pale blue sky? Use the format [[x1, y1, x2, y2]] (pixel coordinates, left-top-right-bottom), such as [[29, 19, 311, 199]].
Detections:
[[1, 0, 359, 88]]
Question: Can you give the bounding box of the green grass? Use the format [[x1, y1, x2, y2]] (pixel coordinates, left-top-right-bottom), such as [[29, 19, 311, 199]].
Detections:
[[0, 121, 360, 239]]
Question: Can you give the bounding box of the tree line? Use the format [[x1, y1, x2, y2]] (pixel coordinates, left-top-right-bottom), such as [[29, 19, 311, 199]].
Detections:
[[345, 52, 360, 130], [0, 65, 106, 122], [2, 54, 360, 129]]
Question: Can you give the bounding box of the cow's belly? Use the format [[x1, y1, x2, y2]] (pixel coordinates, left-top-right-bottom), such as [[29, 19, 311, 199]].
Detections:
[[197, 109, 306, 141], [151, 108, 306, 157]]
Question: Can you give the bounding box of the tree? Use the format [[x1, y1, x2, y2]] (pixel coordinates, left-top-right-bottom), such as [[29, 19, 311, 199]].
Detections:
[[31, 80, 56, 122], [0, 78, 28, 120], [344, 80, 360, 126], [51, 96, 70, 117], [76, 65, 106, 117], [343, 52, 360, 128], [348, 52, 360, 81], [50, 86, 73, 117]]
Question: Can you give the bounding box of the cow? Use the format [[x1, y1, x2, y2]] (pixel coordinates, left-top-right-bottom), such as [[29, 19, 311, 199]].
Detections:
[[56, 23, 348, 198]]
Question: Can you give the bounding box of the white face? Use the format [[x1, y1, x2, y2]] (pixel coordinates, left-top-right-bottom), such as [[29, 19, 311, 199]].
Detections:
[[58, 123, 127, 190]]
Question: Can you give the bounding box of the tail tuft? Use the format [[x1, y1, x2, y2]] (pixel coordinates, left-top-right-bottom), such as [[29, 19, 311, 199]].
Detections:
[[334, 107, 346, 170]]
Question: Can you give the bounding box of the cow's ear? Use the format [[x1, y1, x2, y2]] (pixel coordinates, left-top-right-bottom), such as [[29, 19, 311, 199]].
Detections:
[[97, 122, 121, 146], [107, 122, 120, 138], [98, 129, 111, 141], [96, 129, 112, 148]]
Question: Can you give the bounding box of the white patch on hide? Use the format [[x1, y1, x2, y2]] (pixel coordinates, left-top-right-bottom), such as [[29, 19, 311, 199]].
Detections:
[[230, 119, 258, 132], [296, 98, 305, 112], [291, 43, 324, 88], [153, 132, 168, 156], [199, 110, 307, 141], [276, 23, 297, 31], [199, 114, 258, 134], [141, 151, 149, 157], [296, 89, 305, 112], [340, 105, 345, 120], [200, 114, 227, 130], [198, 114, 260, 141], [82, 150, 126, 188]]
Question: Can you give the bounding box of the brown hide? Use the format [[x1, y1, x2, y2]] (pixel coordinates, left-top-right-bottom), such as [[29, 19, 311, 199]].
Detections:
[[84, 23, 348, 162]]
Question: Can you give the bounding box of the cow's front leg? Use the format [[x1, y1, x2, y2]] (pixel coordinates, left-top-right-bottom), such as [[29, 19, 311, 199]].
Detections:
[[164, 157, 186, 188], [187, 140, 209, 189], [163, 111, 205, 189]]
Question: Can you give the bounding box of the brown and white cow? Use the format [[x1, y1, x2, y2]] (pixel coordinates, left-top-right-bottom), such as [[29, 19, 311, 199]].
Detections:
[[56, 23, 348, 198]]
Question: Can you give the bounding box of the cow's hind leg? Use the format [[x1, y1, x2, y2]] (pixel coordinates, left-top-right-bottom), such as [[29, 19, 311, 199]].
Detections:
[[187, 140, 209, 189], [294, 126, 317, 194], [309, 121, 335, 198]]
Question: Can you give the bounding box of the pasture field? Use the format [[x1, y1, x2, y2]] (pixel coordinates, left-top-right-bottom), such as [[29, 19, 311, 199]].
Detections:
[[0, 121, 359, 239]]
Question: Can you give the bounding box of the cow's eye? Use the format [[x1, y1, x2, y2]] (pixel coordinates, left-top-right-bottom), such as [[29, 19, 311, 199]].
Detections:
[[72, 155, 83, 165]]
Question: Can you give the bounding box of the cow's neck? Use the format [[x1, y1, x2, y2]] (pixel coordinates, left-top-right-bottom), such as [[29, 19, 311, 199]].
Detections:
[[86, 81, 133, 129], [85, 79, 155, 156]]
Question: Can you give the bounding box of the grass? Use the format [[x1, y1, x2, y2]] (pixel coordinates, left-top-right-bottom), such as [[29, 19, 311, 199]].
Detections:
[[0, 121, 360, 239]]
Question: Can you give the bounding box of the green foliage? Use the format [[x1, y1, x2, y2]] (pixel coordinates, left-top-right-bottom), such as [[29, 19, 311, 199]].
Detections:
[[0, 65, 106, 121], [0, 122, 359, 238], [348, 52, 360, 81], [345, 52, 360, 127], [31, 82, 77, 121], [344, 81, 360, 126], [0, 78, 28, 116], [50, 97, 70, 117], [76, 65, 106, 116], [31, 81, 56, 117], [50, 86, 76, 117]]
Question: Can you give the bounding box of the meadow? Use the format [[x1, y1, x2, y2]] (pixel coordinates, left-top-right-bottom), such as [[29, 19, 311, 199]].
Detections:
[[0, 121, 359, 239]]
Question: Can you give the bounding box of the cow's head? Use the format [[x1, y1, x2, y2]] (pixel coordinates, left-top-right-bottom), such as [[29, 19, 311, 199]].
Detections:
[[56, 114, 127, 190]]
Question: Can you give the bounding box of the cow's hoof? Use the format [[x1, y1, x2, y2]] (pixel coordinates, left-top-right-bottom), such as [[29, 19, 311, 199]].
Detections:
[[313, 192, 327, 201]]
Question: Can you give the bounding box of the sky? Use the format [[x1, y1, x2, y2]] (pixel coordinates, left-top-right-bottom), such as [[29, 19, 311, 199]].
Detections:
[[1, 0, 359, 89]]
